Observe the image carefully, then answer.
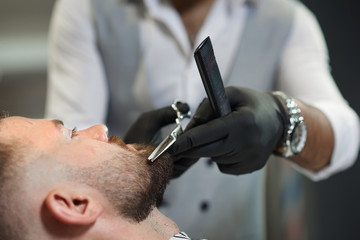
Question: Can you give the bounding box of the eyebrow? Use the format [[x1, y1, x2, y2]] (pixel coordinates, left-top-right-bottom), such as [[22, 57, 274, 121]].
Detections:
[[51, 119, 64, 130], [0, 110, 9, 128], [0, 110, 9, 120]]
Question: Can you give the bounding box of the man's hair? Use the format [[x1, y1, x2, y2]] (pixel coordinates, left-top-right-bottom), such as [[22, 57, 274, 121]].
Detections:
[[0, 143, 10, 239], [0, 111, 15, 239], [0, 113, 29, 239], [0, 112, 50, 239]]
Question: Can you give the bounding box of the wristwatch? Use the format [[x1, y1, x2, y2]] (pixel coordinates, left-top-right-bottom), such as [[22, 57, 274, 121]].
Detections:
[[272, 91, 307, 158]]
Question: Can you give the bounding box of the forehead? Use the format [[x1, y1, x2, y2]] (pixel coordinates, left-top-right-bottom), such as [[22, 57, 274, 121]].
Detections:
[[0, 116, 142, 166], [0, 117, 64, 161], [0, 116, 51, 127], [0, 116, 59, 140]]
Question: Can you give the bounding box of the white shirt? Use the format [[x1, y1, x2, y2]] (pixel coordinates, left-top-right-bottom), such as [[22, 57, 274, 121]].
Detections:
[[46, 0, 359, 181]]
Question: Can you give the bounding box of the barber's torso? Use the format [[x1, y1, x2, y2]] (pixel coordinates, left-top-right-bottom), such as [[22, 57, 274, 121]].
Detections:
[[91, 0, 294, 238]]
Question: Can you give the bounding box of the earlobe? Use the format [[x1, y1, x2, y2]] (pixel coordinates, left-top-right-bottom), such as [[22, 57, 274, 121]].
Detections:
[[45, 189, 103, 225]]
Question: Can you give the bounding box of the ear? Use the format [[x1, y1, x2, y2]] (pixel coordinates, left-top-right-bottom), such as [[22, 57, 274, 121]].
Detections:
[[45, 188, 103, 225]]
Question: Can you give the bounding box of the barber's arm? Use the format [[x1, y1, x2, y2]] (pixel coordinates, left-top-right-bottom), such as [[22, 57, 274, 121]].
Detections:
[[169, 86, 355, 178], [286, 98, 333, 171], [122, 86, 357, 180], [167, 4, 360, 179], [276, 3, 360, 180]]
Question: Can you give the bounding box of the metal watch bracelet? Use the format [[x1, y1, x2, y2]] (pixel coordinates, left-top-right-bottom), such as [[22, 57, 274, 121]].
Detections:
[[272, 91, 307, 158]]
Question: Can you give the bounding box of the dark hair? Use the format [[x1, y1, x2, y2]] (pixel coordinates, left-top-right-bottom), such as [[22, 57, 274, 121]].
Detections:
[[0, 111, 11, 238], [0, 111, 28, 239], [0, 142, 26, 239], [0, 110, 9, 119]]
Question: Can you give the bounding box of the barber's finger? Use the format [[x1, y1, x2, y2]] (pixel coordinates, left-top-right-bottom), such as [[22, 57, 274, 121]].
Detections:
[[226, 86, 257, 107], [124, 106, 175, 144], [217, 162, 248, 175], [171, 117, 228, 154], [175, 101, 190, 115], [216, 158, 267, 175], [173, 139, 235, 161], [124, 102, 190, 144], [154, 102, 190, 126], [143, 106, 175, 125], [172, 157, 199, 178], [185, 98, 216, 130], [138, 102, 189, 126]]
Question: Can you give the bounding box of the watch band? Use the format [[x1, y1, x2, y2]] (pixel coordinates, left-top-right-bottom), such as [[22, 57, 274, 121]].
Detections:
[[272, 91, 306, 157]]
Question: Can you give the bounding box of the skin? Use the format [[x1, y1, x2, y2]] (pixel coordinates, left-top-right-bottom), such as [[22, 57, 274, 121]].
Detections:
[[0, 117, 179, 240], [171, 0, 216, 46], [291, 100, 334, 171]]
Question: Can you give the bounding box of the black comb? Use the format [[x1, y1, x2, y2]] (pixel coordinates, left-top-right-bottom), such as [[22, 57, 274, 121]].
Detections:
[[194, 36, 231, 117]]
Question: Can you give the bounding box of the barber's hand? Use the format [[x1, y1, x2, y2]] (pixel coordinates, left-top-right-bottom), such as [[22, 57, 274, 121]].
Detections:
[[123, 103, 190, 144], [170, 86, 287, 176]]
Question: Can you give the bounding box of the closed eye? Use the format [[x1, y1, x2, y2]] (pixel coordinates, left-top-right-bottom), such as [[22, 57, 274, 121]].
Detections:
[[71, 127, 78, 138]]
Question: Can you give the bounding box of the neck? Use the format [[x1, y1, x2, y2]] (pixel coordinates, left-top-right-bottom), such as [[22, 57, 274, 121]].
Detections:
[[145, 208, 180, 239], [112, 208, 180, 240], [171, 0, 216, 47]]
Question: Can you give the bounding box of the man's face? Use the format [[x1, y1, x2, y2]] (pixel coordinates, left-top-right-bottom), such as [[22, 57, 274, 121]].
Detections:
[[0, 116, 172, 222], [0, 116, 127, 166]]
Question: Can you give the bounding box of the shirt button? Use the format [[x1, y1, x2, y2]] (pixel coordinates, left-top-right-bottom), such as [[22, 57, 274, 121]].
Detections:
[[206, 158, 214, 167], [200, 201, 210, 212]]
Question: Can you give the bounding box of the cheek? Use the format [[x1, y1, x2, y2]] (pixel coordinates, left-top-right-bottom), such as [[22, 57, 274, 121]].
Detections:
[[56, 141, 131, 167], [57, 145, 108, 166]]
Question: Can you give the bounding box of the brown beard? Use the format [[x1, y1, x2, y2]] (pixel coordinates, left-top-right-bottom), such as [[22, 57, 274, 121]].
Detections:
[[130, 143, 174, 208], [73, 136, 173, 222], [108, 136, 127, 148]]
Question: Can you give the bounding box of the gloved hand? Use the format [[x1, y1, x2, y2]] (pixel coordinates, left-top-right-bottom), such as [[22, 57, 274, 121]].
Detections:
[[170, 86, 287, 176], [123, 102, 190, 145]]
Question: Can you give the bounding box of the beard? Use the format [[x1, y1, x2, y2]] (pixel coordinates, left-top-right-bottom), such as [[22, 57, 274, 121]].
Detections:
[[70, 136, 173, 222]]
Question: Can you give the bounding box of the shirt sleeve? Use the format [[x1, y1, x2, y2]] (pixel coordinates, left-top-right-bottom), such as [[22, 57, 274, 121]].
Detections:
[[276, 2, 360, 181], [45, 0, 108, 130]]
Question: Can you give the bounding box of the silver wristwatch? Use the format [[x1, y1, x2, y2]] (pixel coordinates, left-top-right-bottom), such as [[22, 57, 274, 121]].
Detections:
[[273, 91, 307, 158]]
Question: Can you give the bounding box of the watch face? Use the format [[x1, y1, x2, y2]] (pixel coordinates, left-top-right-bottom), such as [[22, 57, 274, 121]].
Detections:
[[290, 121, 307, 154]]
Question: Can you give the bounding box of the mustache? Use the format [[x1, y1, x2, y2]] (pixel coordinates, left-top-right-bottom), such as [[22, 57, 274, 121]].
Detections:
[[108, 136, 155, 157], [108, 136, 127, 148]]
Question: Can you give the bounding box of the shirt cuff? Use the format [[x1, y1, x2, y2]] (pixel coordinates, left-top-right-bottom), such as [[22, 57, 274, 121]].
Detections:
[[290, 101, 360, 181]]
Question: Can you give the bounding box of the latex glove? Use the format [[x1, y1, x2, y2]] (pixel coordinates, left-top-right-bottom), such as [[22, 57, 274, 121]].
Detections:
[[170, 86, 287, 176], [123, 102, 190, 145]]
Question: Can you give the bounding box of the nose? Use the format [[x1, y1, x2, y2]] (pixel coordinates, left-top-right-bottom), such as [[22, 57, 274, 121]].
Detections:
[[77, 124, 108, 142]]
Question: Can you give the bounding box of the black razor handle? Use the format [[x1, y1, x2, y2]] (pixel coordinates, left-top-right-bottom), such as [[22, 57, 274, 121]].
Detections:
[[194, 36, 231, 117]]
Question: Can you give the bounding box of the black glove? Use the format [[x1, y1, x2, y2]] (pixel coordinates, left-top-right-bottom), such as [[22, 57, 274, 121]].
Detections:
[[170, 86, 287, 176], [123, 102, 190, 145]]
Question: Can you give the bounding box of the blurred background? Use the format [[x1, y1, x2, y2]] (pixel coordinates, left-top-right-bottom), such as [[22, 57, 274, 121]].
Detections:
[[300, 0, 360, 239], [0, 0, 359, 239], [0, 0, 54, 118]]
